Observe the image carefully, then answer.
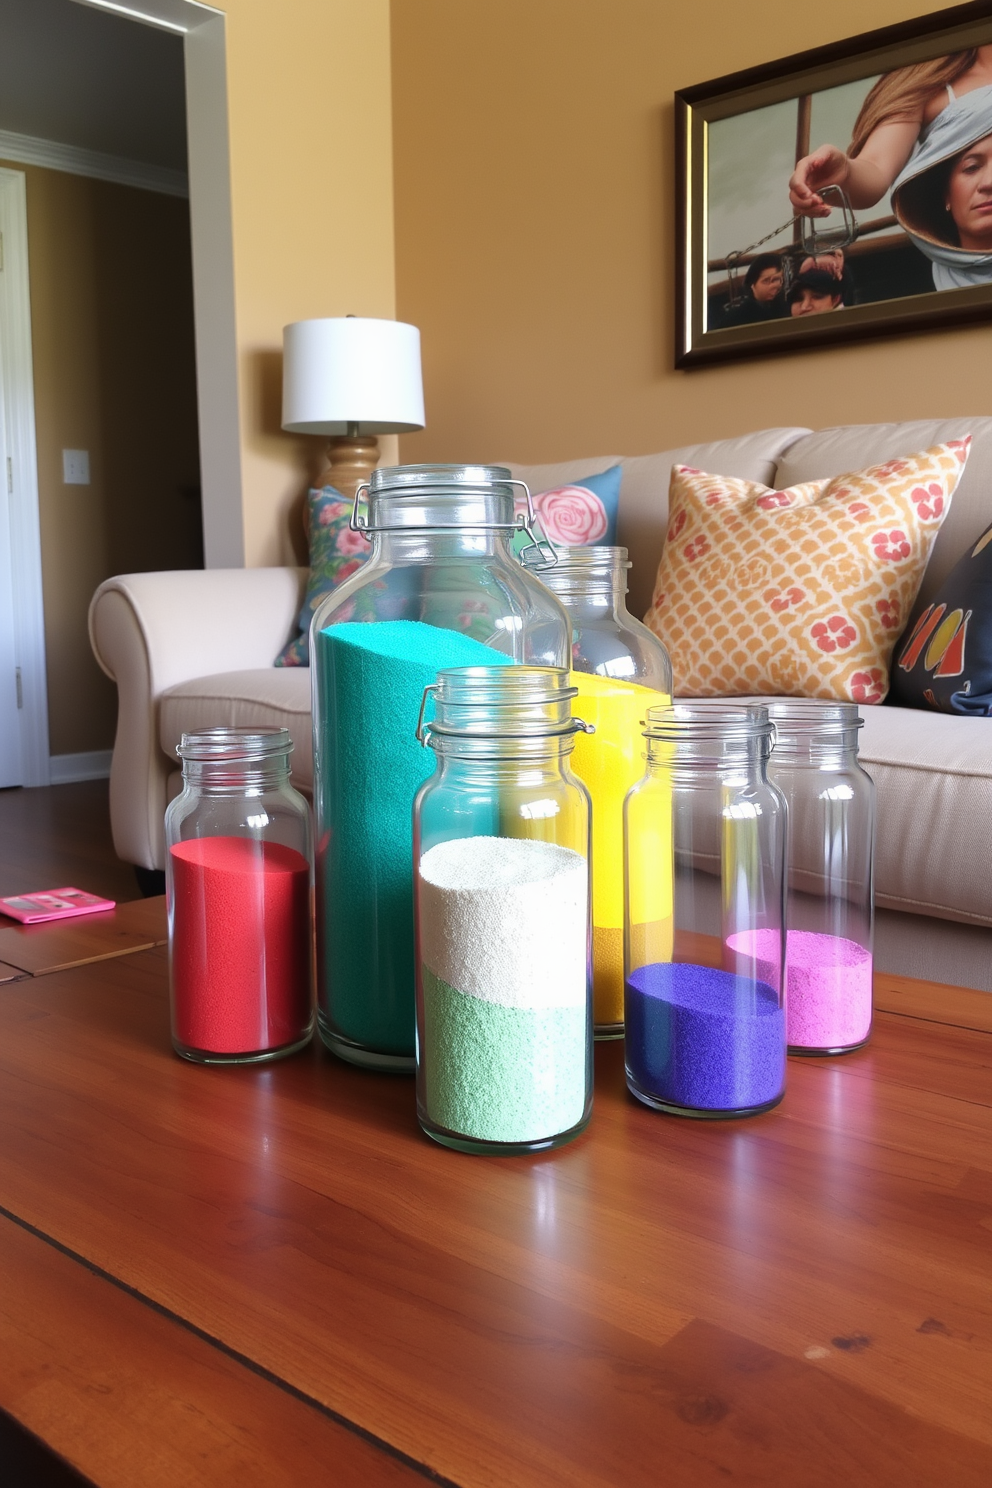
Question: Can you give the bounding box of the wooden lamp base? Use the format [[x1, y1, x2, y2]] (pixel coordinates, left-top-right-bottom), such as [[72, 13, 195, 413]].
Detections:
[[317, 434, 380, 502]]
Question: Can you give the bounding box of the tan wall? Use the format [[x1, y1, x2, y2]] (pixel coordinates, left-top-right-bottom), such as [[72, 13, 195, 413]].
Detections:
[[216, 0, 397, 565], [391, 0, 992, 482], [8, 161, 200, 755]]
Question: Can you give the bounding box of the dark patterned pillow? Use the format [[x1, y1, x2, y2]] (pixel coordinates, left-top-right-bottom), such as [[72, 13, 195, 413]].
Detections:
[[890, 520, 992, 714], [275, 485, 371, 666]]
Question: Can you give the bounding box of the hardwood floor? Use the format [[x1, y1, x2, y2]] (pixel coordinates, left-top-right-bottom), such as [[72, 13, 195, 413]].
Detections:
[[0, 782, 139, 905]]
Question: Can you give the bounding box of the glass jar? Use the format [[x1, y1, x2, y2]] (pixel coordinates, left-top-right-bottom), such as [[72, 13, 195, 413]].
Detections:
[[165, 727, 313, 1064], [311, 464, 570, 1074], [624, 703, 787, 1117], [413, 666, 593, 1154], [525, 545, 672, 1038], [765, 700, 875, 1055]]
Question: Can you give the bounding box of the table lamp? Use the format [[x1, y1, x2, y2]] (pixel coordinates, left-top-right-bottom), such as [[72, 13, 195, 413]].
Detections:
[[282, 317, 425, 500]]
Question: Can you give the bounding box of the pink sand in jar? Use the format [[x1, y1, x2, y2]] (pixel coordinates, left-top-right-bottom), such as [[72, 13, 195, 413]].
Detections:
[[725, 928, 872, 1052]]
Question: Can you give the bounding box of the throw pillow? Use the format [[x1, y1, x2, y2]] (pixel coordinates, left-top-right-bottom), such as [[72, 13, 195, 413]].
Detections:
[[890, 518, 992, 715], [513, 464, 622, 552], [644, 441, 969, 703], [275, 484, 371, 666]]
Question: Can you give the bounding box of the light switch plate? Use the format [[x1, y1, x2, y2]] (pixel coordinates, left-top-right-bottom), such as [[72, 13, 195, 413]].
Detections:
[[62, 449, 90, 485]]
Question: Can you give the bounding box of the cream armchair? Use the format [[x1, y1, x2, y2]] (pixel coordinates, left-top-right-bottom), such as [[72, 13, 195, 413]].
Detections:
[[89, 567, 309, 877]]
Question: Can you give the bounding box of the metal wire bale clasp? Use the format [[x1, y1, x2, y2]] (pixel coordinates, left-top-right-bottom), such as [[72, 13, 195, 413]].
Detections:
[[350, 478, 556, 564], [416, 684, 438, 745]]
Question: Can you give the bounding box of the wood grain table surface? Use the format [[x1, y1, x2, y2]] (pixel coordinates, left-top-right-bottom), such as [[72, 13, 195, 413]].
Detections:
[[0, 944, 989, 1487], [0, 895, 167, 977]]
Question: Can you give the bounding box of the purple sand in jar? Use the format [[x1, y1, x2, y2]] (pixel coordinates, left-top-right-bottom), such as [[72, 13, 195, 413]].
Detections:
[[625, 962, 785, 1115]]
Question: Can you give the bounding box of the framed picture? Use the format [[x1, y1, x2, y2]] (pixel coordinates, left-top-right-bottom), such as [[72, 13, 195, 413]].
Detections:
[[676, 1, 992, 366]]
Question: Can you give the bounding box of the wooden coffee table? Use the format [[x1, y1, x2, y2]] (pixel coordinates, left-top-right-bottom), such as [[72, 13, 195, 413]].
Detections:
[[0, 917, 988, 1486]]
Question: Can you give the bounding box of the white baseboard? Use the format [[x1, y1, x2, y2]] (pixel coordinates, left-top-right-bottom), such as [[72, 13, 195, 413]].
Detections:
[[49, 749, 112, 784]]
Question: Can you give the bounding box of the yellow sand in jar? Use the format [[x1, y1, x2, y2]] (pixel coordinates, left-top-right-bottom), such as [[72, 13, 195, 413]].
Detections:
[[569, 672, 670, 1030]]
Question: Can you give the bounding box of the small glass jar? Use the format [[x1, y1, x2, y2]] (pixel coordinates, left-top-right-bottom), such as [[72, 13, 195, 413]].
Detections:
[[311, 464, 570, 1073], [766, 700, 875, 1056], [525, 545, 672, 1039], [165, 727, 314, 1064], [624, 703, 787, 1118], [413, 667, 593, 1154]]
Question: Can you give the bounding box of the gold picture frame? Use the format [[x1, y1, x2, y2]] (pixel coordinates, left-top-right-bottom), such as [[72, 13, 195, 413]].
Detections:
[[676, 0, 992, 366]]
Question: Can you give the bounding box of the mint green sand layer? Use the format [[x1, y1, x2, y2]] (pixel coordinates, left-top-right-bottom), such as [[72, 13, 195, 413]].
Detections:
[[315, 620, 512, 1056], [422, 966, 587, 1143]]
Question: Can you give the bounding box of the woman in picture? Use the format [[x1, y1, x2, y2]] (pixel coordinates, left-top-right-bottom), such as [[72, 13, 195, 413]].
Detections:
[[788, 46, 992, 239], [891, 123, 992, 288]]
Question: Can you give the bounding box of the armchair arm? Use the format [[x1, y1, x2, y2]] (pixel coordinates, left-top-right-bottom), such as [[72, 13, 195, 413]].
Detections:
[[88, 568, 306, 870]]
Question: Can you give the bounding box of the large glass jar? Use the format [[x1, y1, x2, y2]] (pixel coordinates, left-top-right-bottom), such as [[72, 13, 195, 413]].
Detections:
[[413, 666, 593, 1153], [165, 727, 313, 1064], [624, 703, 787, 1118], [766, 700, 875, 1055], [311, 464, 570, 1073], [526, 545, 672, 1038]]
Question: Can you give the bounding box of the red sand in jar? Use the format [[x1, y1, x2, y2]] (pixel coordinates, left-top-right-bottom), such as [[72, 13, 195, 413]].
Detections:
[[170, 836, 312, 1056]]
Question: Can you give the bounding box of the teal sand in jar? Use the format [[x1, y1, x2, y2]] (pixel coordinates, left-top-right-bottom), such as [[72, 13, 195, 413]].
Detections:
[[414, 666, 593, 1153], [311, 465, 570, 1072]]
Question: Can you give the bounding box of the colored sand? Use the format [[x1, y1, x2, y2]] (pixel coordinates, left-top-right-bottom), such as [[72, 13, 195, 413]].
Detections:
[[170, 836, 311, 1055], [418, 836, 588, 1144], [422, 970, 587, 1143], [569, 671, 669, 1027], [727, 928, 872, 1050], [625, 961, 784, 1112], [314, 620, 513, 1058]]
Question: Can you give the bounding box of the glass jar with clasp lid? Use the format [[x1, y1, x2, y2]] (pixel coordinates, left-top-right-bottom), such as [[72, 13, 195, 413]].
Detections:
[[523, 545, 671, 1038], [165, 727, 313, 1064], [624, 703, 787, 1117], [413, 666, 593, 1154], [765, 699, 875, 1056], [310, 464, 570, 1073]]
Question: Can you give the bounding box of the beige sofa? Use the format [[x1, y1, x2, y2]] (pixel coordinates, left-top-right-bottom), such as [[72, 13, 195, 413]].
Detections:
[[89, 416, 992, 987]]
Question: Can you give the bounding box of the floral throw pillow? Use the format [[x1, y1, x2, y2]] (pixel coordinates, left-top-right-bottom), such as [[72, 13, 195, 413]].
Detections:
[[643, 441, 969, 703], [513, 464, 622, 552], [274, 485, 371, 666]]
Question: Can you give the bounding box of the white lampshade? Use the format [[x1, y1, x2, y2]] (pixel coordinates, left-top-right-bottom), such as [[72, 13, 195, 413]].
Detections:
[[281, 317, 425, 435]]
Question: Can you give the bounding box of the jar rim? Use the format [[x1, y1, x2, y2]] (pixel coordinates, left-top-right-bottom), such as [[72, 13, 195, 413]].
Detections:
[[524, 544, 631, 574], [177, 727, 294, 762], [764, 698, 864, 734], [644, 701, 772, 742], [370, 463, 514, 495], [418, 665, 588, 743]]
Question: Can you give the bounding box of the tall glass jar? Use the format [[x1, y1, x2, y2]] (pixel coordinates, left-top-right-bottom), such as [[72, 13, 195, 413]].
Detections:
[[525, 545, 672, 1038], [413, 666, 593, 1154], [765, 700, 875, 1055], [165, 727, 313, 1064], [311, 464, 570, 1073], [624, 703, 787, 1117]]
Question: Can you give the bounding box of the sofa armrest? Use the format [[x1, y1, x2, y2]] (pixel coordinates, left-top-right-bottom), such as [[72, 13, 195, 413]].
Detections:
[[88, 568, 306, 870]]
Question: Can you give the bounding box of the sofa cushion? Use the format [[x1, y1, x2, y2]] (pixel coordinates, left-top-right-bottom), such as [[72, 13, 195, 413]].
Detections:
[[859, 703, 992, 926], [507, 427, 811, 619], [645, 444, 965, 702], [159, 668, 313, 791], [773, 418, 992, 613]]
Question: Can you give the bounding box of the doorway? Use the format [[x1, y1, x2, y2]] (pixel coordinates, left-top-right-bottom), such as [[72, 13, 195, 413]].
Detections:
[[0, 0, 241, 785]]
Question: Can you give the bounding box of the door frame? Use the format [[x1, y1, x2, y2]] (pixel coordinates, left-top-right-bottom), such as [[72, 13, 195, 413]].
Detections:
[[0, 167, 50, 786], [74, 0, 245, 567]]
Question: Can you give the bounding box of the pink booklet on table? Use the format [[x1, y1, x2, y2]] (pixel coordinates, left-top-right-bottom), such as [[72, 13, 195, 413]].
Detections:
[[0, 887, 116, 924]]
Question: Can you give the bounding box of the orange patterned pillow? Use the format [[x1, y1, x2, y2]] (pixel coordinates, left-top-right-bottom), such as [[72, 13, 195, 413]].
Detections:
[[644, 441, 970, 703]]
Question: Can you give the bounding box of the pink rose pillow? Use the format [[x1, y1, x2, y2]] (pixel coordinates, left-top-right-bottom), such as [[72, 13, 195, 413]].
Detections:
[[514, 464, 621, 550]]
